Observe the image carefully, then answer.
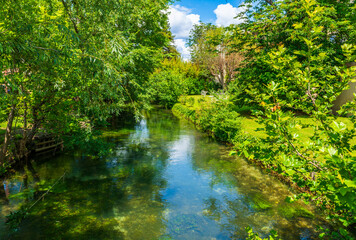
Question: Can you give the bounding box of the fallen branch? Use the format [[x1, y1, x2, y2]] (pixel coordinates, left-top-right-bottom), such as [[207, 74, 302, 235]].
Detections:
[[28, 170, 67, 210]]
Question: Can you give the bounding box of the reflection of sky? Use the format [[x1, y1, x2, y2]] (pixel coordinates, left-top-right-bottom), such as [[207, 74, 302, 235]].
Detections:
[[161, 133, 242, 239], [106, 119, 150, 169], [129, 119, 149, 143]]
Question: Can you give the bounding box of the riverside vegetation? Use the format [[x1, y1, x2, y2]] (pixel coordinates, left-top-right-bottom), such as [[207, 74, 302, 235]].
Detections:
[[162, 0, 356, 238], [1, 0, 355, 239]]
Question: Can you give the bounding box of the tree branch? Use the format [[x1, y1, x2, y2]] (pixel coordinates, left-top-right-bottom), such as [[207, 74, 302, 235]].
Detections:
[[60, 0, 80, 35]]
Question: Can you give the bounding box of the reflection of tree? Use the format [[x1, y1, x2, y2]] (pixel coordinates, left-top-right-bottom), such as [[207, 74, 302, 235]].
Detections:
[[0, 181, 8, 204], [145, 109, 181, 143], [190, 137, 237, 189], [1, 110, 176, 239], [203, 197, 222, 222], [26, 161, 40, 182], [198, 159, 327, 239]]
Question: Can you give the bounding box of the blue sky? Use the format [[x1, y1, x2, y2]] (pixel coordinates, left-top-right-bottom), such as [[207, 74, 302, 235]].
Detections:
[[174, 0, 244, 23], [168, 0, 245, 59]]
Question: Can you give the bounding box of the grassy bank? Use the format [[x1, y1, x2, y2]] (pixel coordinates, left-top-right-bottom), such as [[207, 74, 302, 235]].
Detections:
[[174, 95, 355, 150]]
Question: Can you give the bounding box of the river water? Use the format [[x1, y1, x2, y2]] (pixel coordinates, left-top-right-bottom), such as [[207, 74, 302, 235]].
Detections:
[[0, 109, 327, 239]]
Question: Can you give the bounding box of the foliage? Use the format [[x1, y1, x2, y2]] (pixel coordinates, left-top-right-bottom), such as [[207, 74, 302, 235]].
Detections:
[[5, 208, 28, 231], [188, 23, 244, 89], [228, 0, 356, 234], [173, 96, 241, 142], [230, 0, 356, 107], [0, 161, 10, 176], [0, 0, 173, 163], [145, 58, 217, 108], [245, 227, 281, 240]]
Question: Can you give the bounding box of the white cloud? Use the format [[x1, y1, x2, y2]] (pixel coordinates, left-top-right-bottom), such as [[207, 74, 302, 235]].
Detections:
[[214, 3, 245, 27], [167, 5, 200, 60], [168, 5, 200, 39], [173, 39, 190, 61]]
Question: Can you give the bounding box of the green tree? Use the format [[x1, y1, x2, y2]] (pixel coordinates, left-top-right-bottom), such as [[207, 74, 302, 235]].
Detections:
[[231, 0, 356, 234], [188, 24, 244, 90], [0, 0, 172, 164], [145, 58, 213, 108]]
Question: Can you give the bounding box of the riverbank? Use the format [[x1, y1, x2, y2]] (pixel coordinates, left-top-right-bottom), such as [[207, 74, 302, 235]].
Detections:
[[173, 96, 355, 146], [172, 95, 356, 238]]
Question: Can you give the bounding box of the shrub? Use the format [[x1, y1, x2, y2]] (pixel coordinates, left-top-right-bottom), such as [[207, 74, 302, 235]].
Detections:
[[145, 58, 218, 108], [173, 100, 241, 142]]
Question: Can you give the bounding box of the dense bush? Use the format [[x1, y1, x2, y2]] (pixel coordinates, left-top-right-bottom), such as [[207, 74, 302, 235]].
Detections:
[[196, 103, 241, 142], [146, 71, 186, 108], [172, 103, 196, 121], [173, 98, 241, 142], [146, 58, 218, 108]]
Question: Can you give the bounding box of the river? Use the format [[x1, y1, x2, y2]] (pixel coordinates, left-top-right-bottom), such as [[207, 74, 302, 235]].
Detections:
[[0, 109, 327, 239]]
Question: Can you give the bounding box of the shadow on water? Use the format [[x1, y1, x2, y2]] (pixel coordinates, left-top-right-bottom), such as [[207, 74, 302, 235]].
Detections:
[[0, 109, 329, 239]]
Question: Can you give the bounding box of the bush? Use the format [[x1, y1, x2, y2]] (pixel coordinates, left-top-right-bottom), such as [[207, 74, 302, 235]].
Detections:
[[146, 70, 186, 108], [173, 100, 241, 142], [196, 102, 241, 142], [145, 58, 219, 108]]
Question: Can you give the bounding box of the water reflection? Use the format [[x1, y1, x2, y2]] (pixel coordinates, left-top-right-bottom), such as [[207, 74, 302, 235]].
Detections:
[[0, 109, 327, 239]]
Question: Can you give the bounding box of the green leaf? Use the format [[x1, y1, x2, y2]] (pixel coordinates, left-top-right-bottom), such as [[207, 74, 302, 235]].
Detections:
[[344, 180, 356, 188], [229, 151, 237, 156], [293, 23, 303, 29], [339, 187, 349, 196], [328, 147, 337, 156], [285, 169, 295, 175]]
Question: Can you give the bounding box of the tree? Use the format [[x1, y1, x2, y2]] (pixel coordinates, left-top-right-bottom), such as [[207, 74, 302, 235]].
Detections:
[[145, 57, 214, 108], [230, 0, 356, 233], [188, 24, 244, 90], [0, 0, 172, 164], [229, 0, 356, 106]]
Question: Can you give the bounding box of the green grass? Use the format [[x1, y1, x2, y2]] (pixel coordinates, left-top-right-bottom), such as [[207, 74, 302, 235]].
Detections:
[[240, 118, 266, 138], [241, 117, 355, 143], [178, 95, 356, 151]]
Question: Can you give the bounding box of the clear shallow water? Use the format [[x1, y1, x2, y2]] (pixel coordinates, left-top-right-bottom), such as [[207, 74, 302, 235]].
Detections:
[[0, 109, 327, 239]]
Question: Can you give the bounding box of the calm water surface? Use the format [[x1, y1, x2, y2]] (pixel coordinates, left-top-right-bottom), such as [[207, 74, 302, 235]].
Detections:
[[0, 109, 327, 239]]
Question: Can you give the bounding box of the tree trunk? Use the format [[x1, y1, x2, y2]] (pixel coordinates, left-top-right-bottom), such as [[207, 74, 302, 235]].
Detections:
[[26, 110, 40, 143], [19, 90, 29, 159], [19, 107, 40, 159], [0, 104, 16, 164]]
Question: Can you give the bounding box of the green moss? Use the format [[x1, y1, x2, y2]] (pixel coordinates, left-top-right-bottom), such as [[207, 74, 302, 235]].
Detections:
[[249, 193, 273, 210], [158, 236, 174, 240], [278, 203, 314, 219], [100, 129, 133, 138], [168, 214, 200, 235]]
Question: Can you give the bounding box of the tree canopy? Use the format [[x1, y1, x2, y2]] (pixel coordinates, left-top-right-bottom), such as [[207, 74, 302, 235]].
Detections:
[[0, 0, 173, 162]]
